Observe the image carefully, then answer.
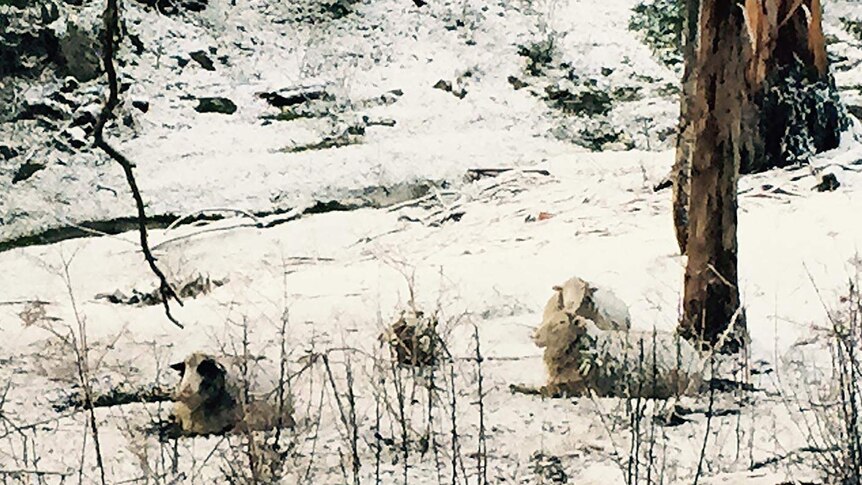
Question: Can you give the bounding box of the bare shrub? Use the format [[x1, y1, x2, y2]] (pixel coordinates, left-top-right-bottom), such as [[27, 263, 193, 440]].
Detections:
[[808, 279, 862, 484], [379, 309, 442, 368]]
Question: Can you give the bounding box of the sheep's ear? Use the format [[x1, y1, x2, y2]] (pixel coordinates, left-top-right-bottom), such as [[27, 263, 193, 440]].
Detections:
[[197, 358, 223, 379], [170, 362, 186, 374]]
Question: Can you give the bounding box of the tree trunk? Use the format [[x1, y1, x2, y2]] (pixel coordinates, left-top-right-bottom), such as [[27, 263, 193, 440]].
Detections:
[[672, 0, 848, 255], [671, 0, 699, 254], [678, 0, 751, 350]]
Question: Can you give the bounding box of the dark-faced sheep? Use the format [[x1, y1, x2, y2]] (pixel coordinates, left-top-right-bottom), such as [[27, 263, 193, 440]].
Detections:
[[170, 352, 294, 436]]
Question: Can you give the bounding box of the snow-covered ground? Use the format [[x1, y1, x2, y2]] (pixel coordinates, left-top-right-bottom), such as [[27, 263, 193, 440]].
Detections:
[[2, 0, 862, 482]]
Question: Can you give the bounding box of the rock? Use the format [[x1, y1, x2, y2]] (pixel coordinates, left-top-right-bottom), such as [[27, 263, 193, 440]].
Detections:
[[12, 162, 46, 184], [258, 85, 328, 108], [132, 99, 150, 113], [16, 100, 69, 121], [814, 172, 840, 192], [60, 76, 79, 93], [507, 76, 528, 90], [363, 116, 396, 127], [62, 126, 88, 149], [433, 79, 466, 99], [70, 104, 100, 131], [194, 97, 237, 115], [0, 145, 19, 160], [433, 79, 453, 92], [56, 19, 102, 82], [189, 50, 215, 71]]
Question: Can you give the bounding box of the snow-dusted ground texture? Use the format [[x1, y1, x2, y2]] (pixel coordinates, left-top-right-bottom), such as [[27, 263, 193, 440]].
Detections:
[[2, 0, 862, 483]]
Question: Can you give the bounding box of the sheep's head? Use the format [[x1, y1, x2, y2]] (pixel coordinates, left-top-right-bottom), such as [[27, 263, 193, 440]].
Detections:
[[170, 353, 231, 409], [533, 309, 589, 349]]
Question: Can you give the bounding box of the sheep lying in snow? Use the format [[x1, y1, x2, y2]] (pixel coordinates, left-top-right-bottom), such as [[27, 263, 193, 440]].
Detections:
[[170, 352, 294, 435], [532, 277, 703, 398]]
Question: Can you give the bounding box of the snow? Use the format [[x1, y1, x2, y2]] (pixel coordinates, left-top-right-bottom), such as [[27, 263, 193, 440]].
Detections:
[[2, 0, 862, 482]]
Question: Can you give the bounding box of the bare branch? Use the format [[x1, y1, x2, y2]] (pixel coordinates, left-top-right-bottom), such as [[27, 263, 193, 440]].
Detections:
[[93, 0, 183, 328]]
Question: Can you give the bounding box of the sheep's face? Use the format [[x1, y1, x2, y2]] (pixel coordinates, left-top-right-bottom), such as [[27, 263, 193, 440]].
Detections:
[[534, 310, 588, 349], [170, 353, 229, 409]]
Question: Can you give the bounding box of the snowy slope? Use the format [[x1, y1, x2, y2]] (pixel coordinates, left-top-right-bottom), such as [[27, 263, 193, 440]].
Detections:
[[2, 0, 862, 483]]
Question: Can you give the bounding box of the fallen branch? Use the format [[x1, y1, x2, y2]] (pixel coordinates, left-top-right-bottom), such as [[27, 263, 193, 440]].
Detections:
[[465, 167, 551, 181], [0, 469, 73, 478], [93, 0, 183, 328]]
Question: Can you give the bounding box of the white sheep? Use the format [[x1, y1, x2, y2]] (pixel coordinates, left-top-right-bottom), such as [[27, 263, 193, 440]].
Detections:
[[533, 277, 703, 398]]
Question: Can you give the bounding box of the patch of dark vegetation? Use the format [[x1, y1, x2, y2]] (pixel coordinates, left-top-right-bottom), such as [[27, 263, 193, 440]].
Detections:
[[96, 274, 226, 306], [1, 0, 102, 82], [706, 377, 758, 393], [280, 0, 361, 24], [131, 0, 208, 15], [656, 81, 680, 97], [611, 85, 643, 102], [433, 78, 467, 99], [465, 167, 550, 182], [54, 383, 173, 412], [517, 38, 557, 76], [842, 17, 862, 41], [575, 121, 624, 151], [545, 80, 613, 116], [260, 88, 401, 127], [628, 0, 683, 68], [529, 452, 569, 484], [752, 61, 849, 172], [508, 75, 528, 90], [283, 130, 361, 153]]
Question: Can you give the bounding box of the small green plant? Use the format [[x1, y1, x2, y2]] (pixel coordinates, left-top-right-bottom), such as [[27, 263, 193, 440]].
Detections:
[[628, 0, 683, 68]]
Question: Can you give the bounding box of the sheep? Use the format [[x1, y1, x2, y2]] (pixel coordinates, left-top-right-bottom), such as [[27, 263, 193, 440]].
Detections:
[[533, 277, 703, 398], [170, 352, 294, 436], [540, 276, 631, 332]]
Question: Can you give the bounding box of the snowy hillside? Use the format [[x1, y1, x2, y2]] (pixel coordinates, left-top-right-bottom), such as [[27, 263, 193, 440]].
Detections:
[[2, 0, 862, 483]]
